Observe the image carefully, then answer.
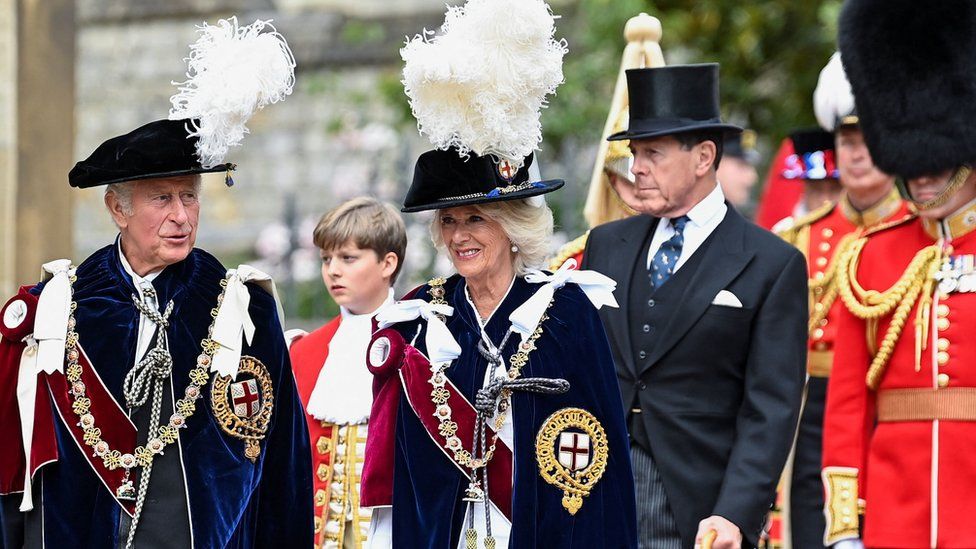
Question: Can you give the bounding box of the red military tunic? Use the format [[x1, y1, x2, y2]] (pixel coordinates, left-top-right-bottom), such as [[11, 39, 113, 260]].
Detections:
[[823, 199, 976, 548], [768, 189, 908, 548], [291, 318, 372, 548]]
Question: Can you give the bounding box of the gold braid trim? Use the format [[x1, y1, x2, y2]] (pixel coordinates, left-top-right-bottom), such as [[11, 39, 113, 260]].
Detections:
[[807, 232, 859, 336], [836, 238, 942, 388], [549, 232, 589, 271]]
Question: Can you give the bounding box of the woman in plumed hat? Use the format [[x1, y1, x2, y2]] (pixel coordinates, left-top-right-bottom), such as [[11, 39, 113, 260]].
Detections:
[[358, 1, 637, 547], [822, 1, 976, 548]]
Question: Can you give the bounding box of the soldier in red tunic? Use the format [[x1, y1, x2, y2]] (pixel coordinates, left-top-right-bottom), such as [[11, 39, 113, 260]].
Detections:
[[288, 197, 406, 548], [772, 51, 908, 549], [822, 2, 976, 547]]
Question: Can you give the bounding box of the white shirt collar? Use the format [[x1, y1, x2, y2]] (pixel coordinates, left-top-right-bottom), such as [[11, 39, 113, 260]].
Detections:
[[682, 183, 726, 228], [117, 237, 162, 288]]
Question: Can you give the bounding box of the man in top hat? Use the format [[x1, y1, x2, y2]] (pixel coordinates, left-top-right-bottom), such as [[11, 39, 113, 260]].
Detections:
[[0, 18, 312, 547], [580, 63, 807, 549], [822, 2, 976, 547], [717, 130, 760, 210], [770, 52, 908, 549]]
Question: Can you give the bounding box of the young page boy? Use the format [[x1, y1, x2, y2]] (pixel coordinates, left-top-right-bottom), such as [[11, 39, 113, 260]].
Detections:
[[288, 197, 406, 549]]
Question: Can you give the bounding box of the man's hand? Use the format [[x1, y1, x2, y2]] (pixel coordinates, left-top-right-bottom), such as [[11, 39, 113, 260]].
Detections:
[[695, 515, 742, 549]]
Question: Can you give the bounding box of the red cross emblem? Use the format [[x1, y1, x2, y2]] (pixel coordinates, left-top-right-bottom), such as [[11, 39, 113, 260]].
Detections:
[[558, 432, 591, 471], [231, 378, 261, 418], [497, 159, 518, 182]]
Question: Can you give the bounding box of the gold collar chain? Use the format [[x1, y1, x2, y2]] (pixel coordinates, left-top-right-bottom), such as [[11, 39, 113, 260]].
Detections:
[[64, 271, 227, 488], [426, 276, 553, 470]]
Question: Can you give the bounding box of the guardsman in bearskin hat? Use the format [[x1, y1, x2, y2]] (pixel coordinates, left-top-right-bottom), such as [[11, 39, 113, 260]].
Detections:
[[0, 18, 312, 547], [550, 13, 664, 270], [822, 2, 976, 547], [771, 52, 909, 549]]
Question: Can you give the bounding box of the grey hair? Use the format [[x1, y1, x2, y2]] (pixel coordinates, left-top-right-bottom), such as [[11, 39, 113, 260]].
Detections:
[[105, 182, 135, 217], [430, 199, 554, 275]]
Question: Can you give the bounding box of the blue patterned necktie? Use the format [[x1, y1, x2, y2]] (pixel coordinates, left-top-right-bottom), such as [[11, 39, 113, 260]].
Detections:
[[649, 215, 690, 290]]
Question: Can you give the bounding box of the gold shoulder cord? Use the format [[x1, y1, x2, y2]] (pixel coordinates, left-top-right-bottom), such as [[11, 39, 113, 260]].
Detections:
[[836, 238, 942, 388], [807, 232, 859, 336]]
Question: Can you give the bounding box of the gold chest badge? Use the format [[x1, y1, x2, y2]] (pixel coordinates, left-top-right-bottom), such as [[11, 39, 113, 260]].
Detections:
[[535, 407, 608, 515], [211, 356, 274, 461]]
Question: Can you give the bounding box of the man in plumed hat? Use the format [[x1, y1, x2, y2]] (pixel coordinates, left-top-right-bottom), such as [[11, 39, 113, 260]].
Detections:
[[580, 63, 807, 549], [771, 52, 908, 549], [0, 18, 312, 547], [822, 2, 976, 548]]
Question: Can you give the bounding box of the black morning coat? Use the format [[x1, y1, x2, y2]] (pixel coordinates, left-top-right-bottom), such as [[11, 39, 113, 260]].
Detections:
[[581, 204, 807, 548]]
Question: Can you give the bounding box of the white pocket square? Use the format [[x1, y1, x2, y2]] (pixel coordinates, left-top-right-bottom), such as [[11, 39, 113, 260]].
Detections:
[[711, 289, 743, 308]]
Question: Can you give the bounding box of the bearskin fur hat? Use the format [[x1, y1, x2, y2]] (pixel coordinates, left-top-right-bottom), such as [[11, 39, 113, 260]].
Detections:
[[839, 0, 976, 179]]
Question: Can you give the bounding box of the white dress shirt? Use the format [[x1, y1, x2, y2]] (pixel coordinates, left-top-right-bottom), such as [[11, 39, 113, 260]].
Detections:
[[645, 183, 728, 271], [118, 239, 163, 372]]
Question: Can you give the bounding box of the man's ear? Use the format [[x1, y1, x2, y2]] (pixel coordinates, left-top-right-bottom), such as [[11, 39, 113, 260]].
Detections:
[[380, 251, 399, 280], [104, 192, 129, 229], [695, 140, 718, 177]]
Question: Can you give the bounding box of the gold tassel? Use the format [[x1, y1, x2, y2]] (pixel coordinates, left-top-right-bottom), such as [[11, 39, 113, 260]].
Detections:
[[466, 528, 478, 549]]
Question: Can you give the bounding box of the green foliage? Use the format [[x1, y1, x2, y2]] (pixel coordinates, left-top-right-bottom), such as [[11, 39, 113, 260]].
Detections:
[[544, 0, 842, 152]]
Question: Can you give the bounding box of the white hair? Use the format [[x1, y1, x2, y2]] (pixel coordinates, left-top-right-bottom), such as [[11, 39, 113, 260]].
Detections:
[[430, 199, 554, 275]]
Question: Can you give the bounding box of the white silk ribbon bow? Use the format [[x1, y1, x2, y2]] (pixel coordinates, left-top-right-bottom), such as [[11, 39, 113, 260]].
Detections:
[[210, 265, 282, 379], [34, 259, 73, 375], [375, 300, 461, 365], [20, 258, 73, 509], [509, 258, 619, 341], [17, 336, 39, 511]]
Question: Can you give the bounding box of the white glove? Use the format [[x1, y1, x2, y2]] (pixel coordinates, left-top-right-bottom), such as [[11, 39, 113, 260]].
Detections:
[[834, 539, 865, 549]]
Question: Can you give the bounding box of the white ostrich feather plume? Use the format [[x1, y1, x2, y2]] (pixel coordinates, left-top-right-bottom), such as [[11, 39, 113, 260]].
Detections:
[[401, 0, 567, 166], [814, 52, 856, 132], [169, 17, 296, 168]]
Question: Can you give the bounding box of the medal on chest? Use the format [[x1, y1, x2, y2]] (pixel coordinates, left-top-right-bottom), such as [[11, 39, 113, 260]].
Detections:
[[934, 254, 976, 294]]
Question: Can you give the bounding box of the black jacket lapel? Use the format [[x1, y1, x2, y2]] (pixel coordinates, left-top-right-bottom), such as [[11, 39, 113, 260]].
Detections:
[[640, 206, 755, 376], [604, 215, 657, 378]]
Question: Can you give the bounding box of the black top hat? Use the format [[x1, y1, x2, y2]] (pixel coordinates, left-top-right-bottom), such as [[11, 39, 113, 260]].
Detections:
[[608, 64, 742, 142], [402, 149, 564, 213], [68, 119, 234, 189], [783, 128, 839, 181], [840, 0, 976, 179]]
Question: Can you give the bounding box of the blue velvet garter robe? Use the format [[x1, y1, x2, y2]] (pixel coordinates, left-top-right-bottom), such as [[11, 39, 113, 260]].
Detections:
[[376, 274, 638, 548], [0, 243, 313, 548]]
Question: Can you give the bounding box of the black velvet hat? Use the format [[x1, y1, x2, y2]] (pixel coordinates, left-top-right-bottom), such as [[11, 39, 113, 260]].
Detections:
[[402, 149, 563, 213], [608, 64, 742, 142], [839, 0, 976, 179], [68, 119, 234, 188], [783, 128, 839, 181]]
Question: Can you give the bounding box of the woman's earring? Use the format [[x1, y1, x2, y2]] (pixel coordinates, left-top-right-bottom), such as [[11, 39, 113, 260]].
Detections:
[[511, 243, 519, 253]]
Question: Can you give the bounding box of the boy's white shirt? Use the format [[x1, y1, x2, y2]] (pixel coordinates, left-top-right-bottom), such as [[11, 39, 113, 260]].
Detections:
[[305, 288, 394, 424]]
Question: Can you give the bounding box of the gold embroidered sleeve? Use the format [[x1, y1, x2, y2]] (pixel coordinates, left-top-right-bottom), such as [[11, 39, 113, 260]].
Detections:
[[822, 466, 862, 545]]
